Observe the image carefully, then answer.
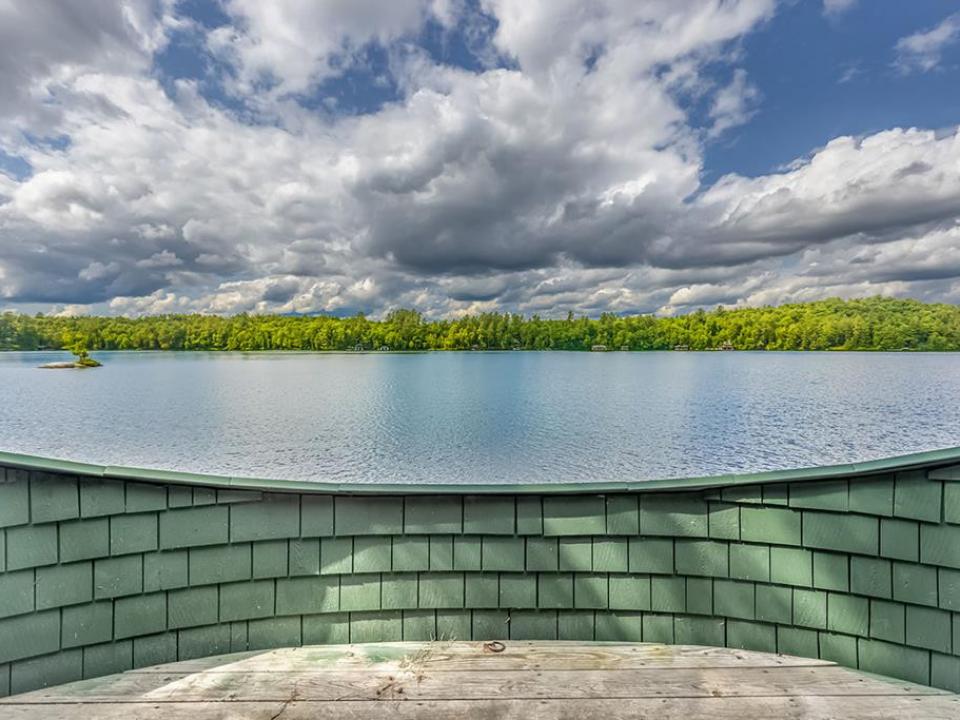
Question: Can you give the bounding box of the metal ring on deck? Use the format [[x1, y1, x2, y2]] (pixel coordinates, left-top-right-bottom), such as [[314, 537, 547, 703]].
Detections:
[[482, 641, 506, 653]]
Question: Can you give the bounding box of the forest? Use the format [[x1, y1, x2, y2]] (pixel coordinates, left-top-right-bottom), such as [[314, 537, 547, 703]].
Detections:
[[2, 297, 960, 352]]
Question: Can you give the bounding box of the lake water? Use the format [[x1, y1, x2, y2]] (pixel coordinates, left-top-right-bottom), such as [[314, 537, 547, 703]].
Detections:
[[1, 351, 959, 484]]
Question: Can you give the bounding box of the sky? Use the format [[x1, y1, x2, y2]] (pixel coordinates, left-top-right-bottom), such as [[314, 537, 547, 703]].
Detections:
[[1, 1, 960, 318]]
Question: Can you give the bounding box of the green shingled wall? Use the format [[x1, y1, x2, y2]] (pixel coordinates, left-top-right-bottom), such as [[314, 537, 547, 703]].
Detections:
[[2, 459, 960, 696]]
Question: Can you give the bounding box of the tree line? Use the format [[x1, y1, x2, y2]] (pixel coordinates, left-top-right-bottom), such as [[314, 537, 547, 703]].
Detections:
[[2, 297, 960, 352]]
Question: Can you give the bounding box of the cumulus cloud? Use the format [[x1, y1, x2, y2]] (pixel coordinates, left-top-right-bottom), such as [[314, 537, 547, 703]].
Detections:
[[822, 0, 856, 19], [0, 0, 958, 318], [894, 12, 960, 74]]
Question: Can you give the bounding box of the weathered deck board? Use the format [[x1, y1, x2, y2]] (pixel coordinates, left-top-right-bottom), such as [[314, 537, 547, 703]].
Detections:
[[2, 642, 956, 719], [125, 641, 836, 673]]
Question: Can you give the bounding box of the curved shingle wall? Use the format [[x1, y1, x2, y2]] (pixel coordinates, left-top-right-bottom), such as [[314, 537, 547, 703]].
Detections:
[[1, 454, 960, 696]]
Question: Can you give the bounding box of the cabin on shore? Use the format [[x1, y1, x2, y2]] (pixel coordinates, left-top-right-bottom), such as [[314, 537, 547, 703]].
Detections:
[[591, 344, 607, 351], [673, 344, 690, 351], [720, 341, 734, 351]]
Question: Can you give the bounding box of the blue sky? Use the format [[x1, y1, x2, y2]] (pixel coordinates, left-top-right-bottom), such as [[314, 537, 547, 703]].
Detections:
[[1, 0, 960, 317], [705, 1, 960, 180]]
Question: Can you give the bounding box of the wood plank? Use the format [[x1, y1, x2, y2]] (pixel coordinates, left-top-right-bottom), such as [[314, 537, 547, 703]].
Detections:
[[2, 665, 948, 704], [127, 643, 834, 674], [2, 696, 959, 720]]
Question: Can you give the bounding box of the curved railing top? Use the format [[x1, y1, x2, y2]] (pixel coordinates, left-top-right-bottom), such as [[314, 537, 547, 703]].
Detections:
[[2, 445, 960, 495]]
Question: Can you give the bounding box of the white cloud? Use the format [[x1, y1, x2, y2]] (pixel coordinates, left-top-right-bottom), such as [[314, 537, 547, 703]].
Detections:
[[0, 0, 959, 318], [822, 0, 856, 18], [894, 13, 960, 74], [708, 69, 760, 137]]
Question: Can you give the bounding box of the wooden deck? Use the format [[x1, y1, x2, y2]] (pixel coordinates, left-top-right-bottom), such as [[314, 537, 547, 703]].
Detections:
[[1, 641, 958, 719]]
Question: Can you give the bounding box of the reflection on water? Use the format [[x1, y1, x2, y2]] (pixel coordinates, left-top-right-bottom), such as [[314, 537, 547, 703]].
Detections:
[[1, 350, 958, 484]]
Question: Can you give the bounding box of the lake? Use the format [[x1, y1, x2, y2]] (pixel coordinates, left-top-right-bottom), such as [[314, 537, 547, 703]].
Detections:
[[1, 351, 959, 484]]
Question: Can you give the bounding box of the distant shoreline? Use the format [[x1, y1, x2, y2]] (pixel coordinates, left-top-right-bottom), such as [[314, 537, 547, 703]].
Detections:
[[2, 297, 959, 352]]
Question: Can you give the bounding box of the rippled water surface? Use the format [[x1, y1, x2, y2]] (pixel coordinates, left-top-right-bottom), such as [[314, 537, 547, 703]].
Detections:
[[1, 351, 959, 484]]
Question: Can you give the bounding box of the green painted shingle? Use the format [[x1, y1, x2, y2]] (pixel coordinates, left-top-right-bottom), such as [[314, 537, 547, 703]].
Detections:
[[769, 547, 812, 586], [405, 496, 462, 534], [543, 496, 605, 536], [36, 562, 92, 609], [574, 574, 608, 609], [0, 570, 35, 619], [606, 495, 639, 535], [802, 511, 877, 556], [558, 537, 592, 572], [83, 642, 133, 679], [525, 538, 558, 571], [592, 538, 628, 572], [641, 495, 707, 537], [419, 573, 464, 608], [289, 539, 320, 576], [79, 480, 125, 518], [0, 474, 29, 528], [707, 503, 740, 541], [276, 576, 339, 615], [675, 539, 729, 578], [252, 540, 289, 579], [850, 556, 891, 599], [231, 493, 299, 542], [336, 496, 402, 536], [827, 593, 867, 636], [920, 523, 960, 569], [756, 584, 791, 625], [610, 575, 650, 610], [499, 574, 536, 608], [651, 576, 685, 613], [726, 620, 775, 653], [453, 536, 482, 571], [340, 573, 381, 612], [538, 573, 574, 609], [893, 471, 941, 523], [463, 497, 515, 535], [628, 537, 673, 574], [906, 605, 951, 654], [169, 587, 218, 629], [10, 650, 82, 694], [159, 506, 228, 549], [741, 506, 801, 546], [793, 589, 827, 629], [30, 473, 79, 523], [880, 518, 919, 562], [6, 524, 57, 570], [849, 475, 894, 517], [812, 552, 849, 592], [789, 481, 848, 512], [125, 483, 166, 513], [870, 599, 905, 643], [393, 536, 430, 571], [429, 536, 454, 571], [0, 610, 60, 664], [729, 544, 769, 582], [114, 593, 167, 639], [60, 518, 109, 563], [110, 513, 158, 556], [859, 638, 929, 686], [353, 536, 392, 573], [481, 536, 524, 572], [219, 580, 275, 622], [189, 544, 252, 586], [464, 574, 498, 608], [143, 550, 188, 592], [301, 495, 334, 536], [62, 602, 113, 649], [893, 562, 938, 607]]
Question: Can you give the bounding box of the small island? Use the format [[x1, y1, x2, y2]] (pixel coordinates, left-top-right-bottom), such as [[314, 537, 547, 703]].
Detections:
[[39, 335, 101, 369]]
